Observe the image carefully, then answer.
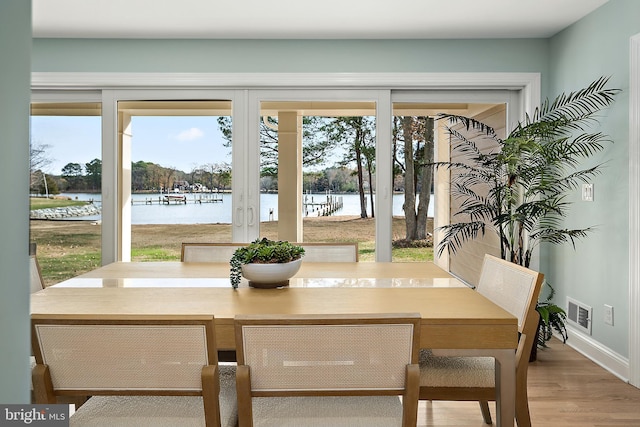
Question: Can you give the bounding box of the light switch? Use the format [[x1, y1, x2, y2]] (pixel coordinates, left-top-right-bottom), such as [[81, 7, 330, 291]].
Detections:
[[604, 304, 614, 326], [582, 183, 594, 202]]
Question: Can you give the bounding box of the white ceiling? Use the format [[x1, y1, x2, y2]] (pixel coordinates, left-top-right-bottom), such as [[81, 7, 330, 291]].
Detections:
[[32, 0, 609, 39]]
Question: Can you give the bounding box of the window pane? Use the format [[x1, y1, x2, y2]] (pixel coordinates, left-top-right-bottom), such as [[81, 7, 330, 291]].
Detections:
[[121, 101, 233, 261], [29, 103, 102, 285], [259, 101, 377, 261], [391, 108, 435, 262]]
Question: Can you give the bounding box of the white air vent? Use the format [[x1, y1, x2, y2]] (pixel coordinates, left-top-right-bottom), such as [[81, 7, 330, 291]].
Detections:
[[567, 297, 592, 335]]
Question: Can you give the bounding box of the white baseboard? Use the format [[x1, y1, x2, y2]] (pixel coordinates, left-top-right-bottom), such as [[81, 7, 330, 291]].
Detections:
[[560, 326, 630, 383]]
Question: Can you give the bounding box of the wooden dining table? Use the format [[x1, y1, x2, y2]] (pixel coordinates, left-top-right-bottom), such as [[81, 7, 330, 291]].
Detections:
[[31, 261, 518, 427]]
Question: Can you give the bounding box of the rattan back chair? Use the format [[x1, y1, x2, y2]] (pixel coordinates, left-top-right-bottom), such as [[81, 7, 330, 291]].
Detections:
[[181, 243, 249, 263], [32, 315, 237, 427], [418, 254, 544, 427], [182, 242, 358, 263], [295, 242, 359, 262], [234, 313, 421, 427]]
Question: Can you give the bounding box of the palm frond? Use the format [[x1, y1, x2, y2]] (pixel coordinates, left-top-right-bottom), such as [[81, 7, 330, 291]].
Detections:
[[455, 202, 496, 223], [448, 128, 491, 157], [543, 132, 609, 160], [429, 161, 487, 175], [436, 221, 489, 256], [532, 76, 619, 125], [549, 165, 603, 192], [437, 113, 499, 139], [434, 77, 618, 269], [529, 228, 592, 248]]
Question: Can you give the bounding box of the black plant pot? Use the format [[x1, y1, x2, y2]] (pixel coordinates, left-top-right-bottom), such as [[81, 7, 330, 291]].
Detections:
[[529, 319, 542, 362]]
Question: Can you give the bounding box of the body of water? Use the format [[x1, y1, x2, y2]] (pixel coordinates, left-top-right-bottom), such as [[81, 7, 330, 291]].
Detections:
[[58, 192, 434, 224]]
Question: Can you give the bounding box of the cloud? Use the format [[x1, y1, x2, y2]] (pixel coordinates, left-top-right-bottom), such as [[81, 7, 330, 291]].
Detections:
[[175, 127, 204, 141]]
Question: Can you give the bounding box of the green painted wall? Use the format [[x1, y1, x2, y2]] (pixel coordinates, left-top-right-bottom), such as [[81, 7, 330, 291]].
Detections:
[[0, 0, 32, 403], [545, 0, 640, 357], [32, 38, 549, 75]]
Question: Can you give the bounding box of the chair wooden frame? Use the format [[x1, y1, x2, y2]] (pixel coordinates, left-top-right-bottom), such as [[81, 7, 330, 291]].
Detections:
[[295, 242, 359, 262], [182, 242, 358, 263], [29, 242, 44, 293], [418, 254, 544, 427], [181, 242, 249, 262], [234, 313, 421, 427], [32, 315, 234, 427]]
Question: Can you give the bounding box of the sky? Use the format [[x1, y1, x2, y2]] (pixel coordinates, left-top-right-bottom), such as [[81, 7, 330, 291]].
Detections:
[[30, 115, 231, 175]]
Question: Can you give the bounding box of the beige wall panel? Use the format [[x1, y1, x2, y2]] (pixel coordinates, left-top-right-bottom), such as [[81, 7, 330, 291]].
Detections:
[[448, 104, 506, 286]]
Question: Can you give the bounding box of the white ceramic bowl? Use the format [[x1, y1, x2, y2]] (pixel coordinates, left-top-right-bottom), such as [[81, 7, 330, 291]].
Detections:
[[241, 258, 302, 288]]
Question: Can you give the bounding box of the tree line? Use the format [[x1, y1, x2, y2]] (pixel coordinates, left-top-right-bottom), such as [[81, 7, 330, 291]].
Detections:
[[29, 153, 367, 196], [29, 141, 102, 195]]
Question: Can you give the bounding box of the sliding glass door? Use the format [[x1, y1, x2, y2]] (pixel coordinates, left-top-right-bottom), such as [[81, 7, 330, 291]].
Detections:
[[118, 101, 233, 262], [391, 90, 521, 284], [101, 90, 242, 263], [29, 98, 102, 284], [248, 90, 392, 261]]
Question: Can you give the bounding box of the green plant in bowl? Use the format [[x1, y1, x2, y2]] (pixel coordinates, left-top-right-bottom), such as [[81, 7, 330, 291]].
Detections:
[[230, 238, 305, 289]]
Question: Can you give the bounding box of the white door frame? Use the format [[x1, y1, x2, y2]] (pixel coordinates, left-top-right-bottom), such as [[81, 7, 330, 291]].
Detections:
[[101, 89, 241, 264], [629, 33, 640, 388], [390, 89, 524, 272], [247, 88, 392, 258]]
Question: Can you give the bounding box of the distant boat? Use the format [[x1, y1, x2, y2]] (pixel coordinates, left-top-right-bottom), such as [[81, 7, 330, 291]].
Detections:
[[163, 194, 187, 204]]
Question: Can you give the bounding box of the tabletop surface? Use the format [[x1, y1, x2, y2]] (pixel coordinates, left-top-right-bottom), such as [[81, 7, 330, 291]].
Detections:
[[66, 261, 467, 288], [32, 261, 517, 350]]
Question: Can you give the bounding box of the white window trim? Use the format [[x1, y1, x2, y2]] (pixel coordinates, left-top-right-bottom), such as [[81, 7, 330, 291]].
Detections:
[[247, 89, 392, 258], [32, 72, 539, 92], [101, 89, 241, 263], [629, 33, 640, 388]]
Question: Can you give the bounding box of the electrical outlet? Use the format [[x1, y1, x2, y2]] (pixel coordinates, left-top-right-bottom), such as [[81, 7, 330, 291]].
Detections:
[[604, 304, 614, 326], [582, 183, 594, 201]]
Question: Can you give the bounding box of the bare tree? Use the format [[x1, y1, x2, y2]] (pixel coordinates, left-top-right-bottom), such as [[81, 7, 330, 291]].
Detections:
[[162, 167, 177, 192], [394, 116, 434, 241], [217, 116, 339, 179], [29, 140, 53, 190], [323, 117, 376, 218]]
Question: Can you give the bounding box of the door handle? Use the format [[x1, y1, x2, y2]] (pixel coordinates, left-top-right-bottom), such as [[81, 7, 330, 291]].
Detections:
[[247, 206, 255, 227]]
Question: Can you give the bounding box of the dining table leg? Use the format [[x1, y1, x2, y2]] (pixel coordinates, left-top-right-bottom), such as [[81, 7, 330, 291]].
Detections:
[[494, 348, 516, 427]]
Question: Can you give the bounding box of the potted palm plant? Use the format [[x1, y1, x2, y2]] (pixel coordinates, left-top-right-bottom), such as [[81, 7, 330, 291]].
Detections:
[[433, 76, 619, 352], [531, 283, 568, 360], [230, 238, 305, 289]]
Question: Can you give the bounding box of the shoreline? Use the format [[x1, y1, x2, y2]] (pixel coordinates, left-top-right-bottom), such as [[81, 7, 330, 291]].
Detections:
[[30, 204, 100, 220]]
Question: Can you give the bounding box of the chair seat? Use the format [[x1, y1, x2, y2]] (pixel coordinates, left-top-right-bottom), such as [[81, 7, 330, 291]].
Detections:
[[419, 349, 495, 388], [70, 366, 237, 427], [251, 395, 403, 427]]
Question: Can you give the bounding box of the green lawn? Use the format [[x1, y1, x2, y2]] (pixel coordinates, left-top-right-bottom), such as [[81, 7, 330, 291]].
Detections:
[[31, 215, 433, 286], [30, 197, 87, 210]]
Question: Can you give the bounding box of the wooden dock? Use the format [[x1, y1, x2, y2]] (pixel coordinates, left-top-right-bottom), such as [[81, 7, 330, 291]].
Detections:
[[131, 193, 224, 205], [303, 194, 343, 216]]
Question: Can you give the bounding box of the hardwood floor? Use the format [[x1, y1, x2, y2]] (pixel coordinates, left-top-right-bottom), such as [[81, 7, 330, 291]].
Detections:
[[416, 338, 640, 426]]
